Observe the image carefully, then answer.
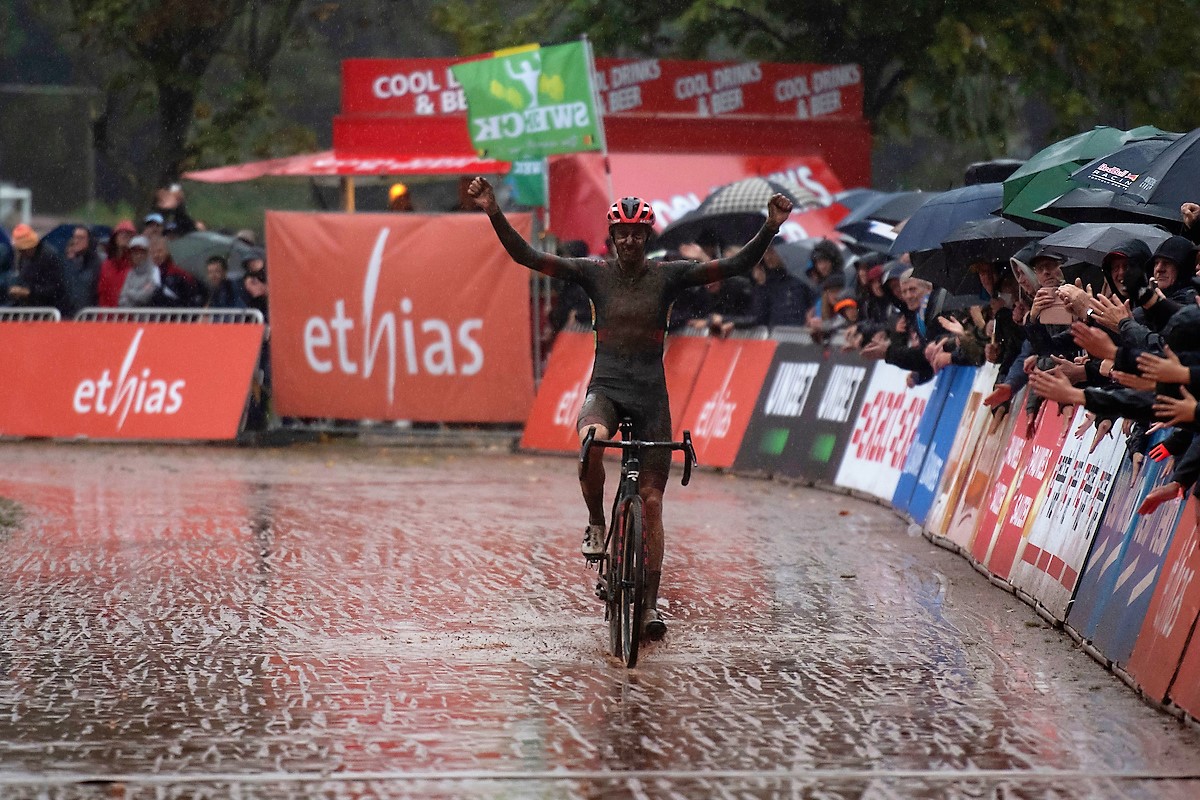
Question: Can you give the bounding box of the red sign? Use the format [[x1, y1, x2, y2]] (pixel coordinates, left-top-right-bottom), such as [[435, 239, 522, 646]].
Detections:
[[549, 152, 848, 254], [0, 322, 262, 439], [985, 403, 1071, 580], [519, 330, 595, 453], [1126, 499, 1200, 702], [341, 57, 863, 123], [676, 338, 777, 468], [663, 336, 712, 438], [266, 211, 535, 423], [970, 403, 1032, 566]]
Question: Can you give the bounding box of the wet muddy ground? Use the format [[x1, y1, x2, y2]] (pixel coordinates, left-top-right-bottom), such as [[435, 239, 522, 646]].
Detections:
[[0, 441, 1197, 799]]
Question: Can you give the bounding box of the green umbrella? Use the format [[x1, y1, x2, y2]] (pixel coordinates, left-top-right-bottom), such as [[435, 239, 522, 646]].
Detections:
[[1001, 125, 1175, 230]]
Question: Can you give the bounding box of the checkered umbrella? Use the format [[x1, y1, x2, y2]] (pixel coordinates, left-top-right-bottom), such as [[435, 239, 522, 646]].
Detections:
[[655, 177, 820, 251]]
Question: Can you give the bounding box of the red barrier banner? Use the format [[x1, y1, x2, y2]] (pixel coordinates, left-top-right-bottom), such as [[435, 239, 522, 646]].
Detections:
[[663, 336, 712, 439], [970, 402, 1033, 566], [266, 211, 535, 422], [982, 402, 1072, 580], [833, 363, 933, 501], [0, 322, 262, 440], [518, 331, 595, 453], [1127, 498, 1200, 703], [676, 338, 777, 468]]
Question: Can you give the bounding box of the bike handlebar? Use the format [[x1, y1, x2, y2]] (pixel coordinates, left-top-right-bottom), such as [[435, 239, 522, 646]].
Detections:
[[578, 429, 699, 486]]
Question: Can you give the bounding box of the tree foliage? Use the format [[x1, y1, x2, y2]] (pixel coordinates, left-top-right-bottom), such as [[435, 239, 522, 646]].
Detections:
[[432, 0, 1200, 162]]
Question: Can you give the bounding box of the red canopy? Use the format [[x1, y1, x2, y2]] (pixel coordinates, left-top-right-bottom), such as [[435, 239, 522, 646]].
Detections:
[[184, 150, 509, 182]]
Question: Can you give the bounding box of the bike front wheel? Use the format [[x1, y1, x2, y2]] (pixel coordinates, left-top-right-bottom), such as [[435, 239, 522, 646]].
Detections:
[[619, 494, 645, 668]]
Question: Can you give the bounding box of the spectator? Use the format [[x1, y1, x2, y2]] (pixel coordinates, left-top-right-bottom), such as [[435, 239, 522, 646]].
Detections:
[[97, 219, 136, 307], [117, 236, 160, 308], [63, 225, 101, 311], [677, 227, 722, 263], [7, 224, 72, 315], [150, 238, 202, 307], [388, 182, 414, 212], [728, 240, 815, 331], [806, 238, 845, 287], [810, 272, 858, 344], [204, 255, 246, 309], [150, 185, 198, 235], [141, 212, 165, 240], [237, 256, 266, 314], [1150, 236, 1198, 307]]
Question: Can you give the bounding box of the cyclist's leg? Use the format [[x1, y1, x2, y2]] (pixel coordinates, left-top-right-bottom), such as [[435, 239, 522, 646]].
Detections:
[[578, 391, 618, 531], [634, 400, 671, 639]]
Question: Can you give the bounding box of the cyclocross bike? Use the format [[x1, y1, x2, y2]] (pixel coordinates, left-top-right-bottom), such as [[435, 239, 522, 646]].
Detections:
[[579, 420, 698, 668]]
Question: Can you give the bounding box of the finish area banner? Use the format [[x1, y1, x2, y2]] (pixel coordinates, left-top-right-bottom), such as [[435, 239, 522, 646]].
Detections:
[[266, 212, 535, 422]]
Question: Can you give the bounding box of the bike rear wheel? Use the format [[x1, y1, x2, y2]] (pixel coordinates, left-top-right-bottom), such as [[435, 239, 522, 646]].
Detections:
[[619, 494, 645, 668]]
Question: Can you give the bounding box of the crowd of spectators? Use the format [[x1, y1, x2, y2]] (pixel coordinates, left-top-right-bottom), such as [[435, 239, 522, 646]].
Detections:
[[537, 193, 1200, 520], [1, 185, 271, 429], [1, 187, 265, 318]]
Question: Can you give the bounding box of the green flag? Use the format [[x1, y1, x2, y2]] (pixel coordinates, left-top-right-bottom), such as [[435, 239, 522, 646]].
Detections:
[[505, 158, 548, 206], [451, 42, 604, 161]]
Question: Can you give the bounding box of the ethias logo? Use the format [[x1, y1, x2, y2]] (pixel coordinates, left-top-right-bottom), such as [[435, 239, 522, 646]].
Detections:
[[73, 329, 185, 428]]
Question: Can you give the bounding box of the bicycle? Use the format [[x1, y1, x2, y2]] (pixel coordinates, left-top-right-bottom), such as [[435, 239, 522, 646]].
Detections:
[[579, 419, 698, 668]]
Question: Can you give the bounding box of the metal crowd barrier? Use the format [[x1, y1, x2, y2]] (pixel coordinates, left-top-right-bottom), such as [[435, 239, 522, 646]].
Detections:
[[0, 307, 62, 322], [73, 307, 264, 325]]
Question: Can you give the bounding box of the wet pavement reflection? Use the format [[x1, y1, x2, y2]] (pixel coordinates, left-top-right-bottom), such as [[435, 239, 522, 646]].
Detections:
[[0, 442, 1198, 798]]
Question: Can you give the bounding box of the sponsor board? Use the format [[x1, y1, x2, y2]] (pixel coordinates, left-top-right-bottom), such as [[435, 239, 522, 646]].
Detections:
[[833, 363, 934, 501], [894, 365, 977, 524], [733, 343, 869, 482], [1009, 406, 1125, 620], [925, 365, 999, 538], [942, 404, 1017, 553], [342, 57, 863, 122], [266, 212, 535, 423], [1126, 497, 1200, 702], [0, 322, 262, 440], [518, 331, 595, 453], [663, 336, 712, 439], [675, 338, 777, 468], [982, 401, 1073, 581]]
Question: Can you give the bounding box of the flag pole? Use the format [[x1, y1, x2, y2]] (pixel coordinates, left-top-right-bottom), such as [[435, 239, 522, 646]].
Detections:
[[581, 34, 614, 204]]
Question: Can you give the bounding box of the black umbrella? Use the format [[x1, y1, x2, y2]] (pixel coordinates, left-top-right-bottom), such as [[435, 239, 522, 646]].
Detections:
[[1069, 134, 1181, 192], [831, 188, 887, 213], [912, 216, 1042, 295], [1037, 222, 1172, 267], [834, 190, 935, 254], [890, 183, 1004, 256], [1035, 186, 1184, 231], [655, 177, 820, 251], [1099, 127, 1200, 209]]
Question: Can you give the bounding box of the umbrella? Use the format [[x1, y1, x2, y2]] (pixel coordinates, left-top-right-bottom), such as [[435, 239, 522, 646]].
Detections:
[[1069, 135, 1181, 193], [169, 231, 263, 282], [1096, 126, 1200, 209], [834, 190, 935, 254], [890, 183, 1003, 256], [1037, 222, 1172, 267], [831, 188, 887, 213], [1001, 125, 1175, 230], [39, 223, 114, 256], [912, 216, 1042, 295], [654, 177, 821, 251], [1036, 187, 1184, 231], [775, 239, 816, 279]]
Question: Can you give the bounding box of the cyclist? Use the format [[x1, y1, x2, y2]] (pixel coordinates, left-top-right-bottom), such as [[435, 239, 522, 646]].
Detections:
[[468, 176, 793, 639]]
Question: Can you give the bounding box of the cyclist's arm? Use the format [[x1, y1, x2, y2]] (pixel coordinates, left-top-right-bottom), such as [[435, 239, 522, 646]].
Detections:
[[674, 221, 780, 289], [486, 208, 585, 282]]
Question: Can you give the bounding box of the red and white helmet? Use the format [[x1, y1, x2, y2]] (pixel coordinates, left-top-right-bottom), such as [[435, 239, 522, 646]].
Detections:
[[607, 196, 656, 227]]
